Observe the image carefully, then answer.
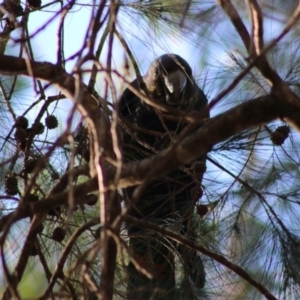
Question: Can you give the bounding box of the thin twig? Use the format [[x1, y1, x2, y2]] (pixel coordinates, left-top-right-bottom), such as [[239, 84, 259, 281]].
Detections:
[[126, 215, 278, 300], [246, 0, 264, 55]]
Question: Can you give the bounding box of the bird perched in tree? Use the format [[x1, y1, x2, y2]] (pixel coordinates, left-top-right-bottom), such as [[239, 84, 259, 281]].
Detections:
[[119, 54, 207, 142], [119, 54, 208, 299]]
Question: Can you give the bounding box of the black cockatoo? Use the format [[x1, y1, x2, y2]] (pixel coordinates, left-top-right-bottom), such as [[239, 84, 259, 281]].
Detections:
[[119, 54, 208, 299]]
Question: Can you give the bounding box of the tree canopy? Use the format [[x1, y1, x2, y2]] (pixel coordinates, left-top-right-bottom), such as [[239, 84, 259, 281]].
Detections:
[[0, 1, 300, 299]]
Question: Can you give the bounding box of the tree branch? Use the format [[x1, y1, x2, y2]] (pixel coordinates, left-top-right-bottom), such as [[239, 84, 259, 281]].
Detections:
[[246, 0, 264, 55], [0, 53, 107, 178], [1, 93, 299, 234], [0, 55, 300, 230]]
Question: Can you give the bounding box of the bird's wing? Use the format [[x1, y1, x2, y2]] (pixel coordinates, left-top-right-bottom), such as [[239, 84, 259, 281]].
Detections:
[[118, 78, 140, 122]]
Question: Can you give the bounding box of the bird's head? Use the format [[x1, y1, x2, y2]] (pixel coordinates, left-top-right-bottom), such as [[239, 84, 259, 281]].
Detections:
[[144, 54, 193, 106]]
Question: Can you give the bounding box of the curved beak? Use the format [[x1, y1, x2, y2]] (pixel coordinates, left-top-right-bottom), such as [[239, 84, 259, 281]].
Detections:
[[163, 70, 187, 105]]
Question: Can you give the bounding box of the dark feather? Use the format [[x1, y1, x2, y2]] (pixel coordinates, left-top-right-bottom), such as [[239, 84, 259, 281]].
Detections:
[[119, 54, 208, 295]]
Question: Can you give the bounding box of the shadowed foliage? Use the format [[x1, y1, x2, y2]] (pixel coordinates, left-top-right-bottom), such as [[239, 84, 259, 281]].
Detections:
[[0, 1, 300, 300]]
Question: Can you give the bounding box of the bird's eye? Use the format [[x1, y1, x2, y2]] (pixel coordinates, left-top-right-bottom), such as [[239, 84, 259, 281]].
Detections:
[[154, 68, 159, 77]]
